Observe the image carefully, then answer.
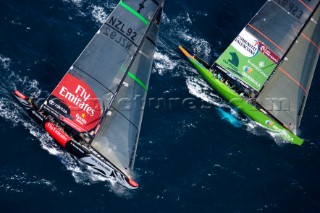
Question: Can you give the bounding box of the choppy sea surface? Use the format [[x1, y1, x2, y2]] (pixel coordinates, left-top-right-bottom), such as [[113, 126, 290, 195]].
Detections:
[[1, 0, 320, 212]]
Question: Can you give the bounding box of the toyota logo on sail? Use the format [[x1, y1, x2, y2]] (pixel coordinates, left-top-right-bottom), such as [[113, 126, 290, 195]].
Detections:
[[48, 99, 68, 114]]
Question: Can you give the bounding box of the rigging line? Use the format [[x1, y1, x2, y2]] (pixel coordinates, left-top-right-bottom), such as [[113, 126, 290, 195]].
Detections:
[[298, 0, 313, 12], [247, 24, 286, 53], [73, 65, 114, 94], [301, 32, 320, 52], [278, 66, 308, 94], [111, 107, 139, 129]]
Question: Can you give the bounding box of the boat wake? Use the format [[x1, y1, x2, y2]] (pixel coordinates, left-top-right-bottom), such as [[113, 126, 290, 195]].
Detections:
[[194, 77, 293, 143], [185, 74, 287, 142]]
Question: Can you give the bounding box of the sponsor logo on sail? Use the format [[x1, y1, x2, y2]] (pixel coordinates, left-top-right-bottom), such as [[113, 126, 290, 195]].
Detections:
[[59, 85, 95, 117], [228, 52, 240, 67], [76, 114, 87, 125], [259, 61, 265, 68], [232, 29, 280, 64], [259, 43, 280, 63], [51, 73, 101, 132], [232, 29, 259, 57], [243, 66, 254, 74], [242, 71, 261, 89], [247, 59, 268, 78], [48, 99, 68, 115], [265, 120, 274, 127]]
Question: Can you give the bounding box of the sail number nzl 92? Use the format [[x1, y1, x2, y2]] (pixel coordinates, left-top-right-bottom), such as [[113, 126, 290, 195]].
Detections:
[[103, 16, 140, 52]]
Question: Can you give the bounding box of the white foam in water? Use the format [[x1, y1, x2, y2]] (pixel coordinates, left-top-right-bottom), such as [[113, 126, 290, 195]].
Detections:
[[153, 51, 178, 75], [0, 55, 11, 70], [62, 0, 83, 7], [0, 171, 57, 193], [186, 75, 285, 142], [62, 0, 116, 23], [146, 12, 213, 77], [91, 5, 108, 24], [186, 76, 226, 108]]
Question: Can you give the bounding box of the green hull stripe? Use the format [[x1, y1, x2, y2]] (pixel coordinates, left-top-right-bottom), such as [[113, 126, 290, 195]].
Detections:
[[128, 71, 148, 91], [119, 1, 150, 26]]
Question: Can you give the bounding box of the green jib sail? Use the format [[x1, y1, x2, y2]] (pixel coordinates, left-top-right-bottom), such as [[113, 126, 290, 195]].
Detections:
[[215, 29, 278, 91]]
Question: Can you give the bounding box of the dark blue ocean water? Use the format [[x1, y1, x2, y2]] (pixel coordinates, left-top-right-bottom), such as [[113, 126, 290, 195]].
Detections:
[[1, 0, 320, 212]]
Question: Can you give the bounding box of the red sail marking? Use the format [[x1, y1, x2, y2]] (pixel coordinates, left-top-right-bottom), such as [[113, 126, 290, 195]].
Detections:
[[301, 32, 320, 52], [44, 122, 71, 147], [51, 73, 102, 132], [278, 67, 308, 94], [298, 0, 313, 12], [247, 24, 286, 53], [258, 41, 281, 63]]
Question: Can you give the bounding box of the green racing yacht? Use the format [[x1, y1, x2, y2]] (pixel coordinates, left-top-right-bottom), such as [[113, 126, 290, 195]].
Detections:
[[179, 0, 320, 145]]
